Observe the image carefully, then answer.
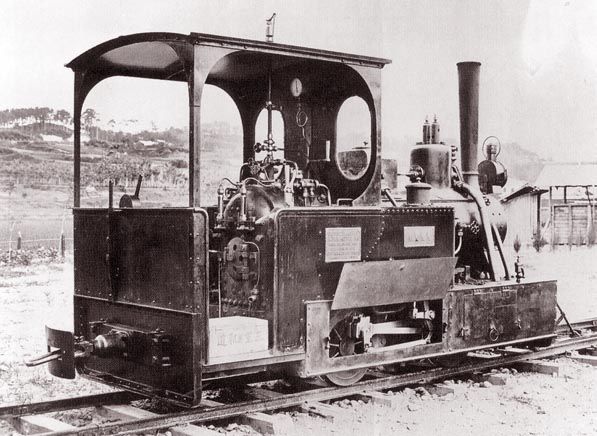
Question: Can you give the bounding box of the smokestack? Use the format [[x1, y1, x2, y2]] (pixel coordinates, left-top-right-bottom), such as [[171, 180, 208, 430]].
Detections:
[[457, 62, 481, 188]]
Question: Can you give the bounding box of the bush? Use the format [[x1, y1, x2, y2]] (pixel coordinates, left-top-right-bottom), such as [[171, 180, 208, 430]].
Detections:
[[588, 222, 596, 247], [0, 247, 61, 266], [513, 235, 521, 253], [170, 159, 188, 169], [532, 233, 548, 252]]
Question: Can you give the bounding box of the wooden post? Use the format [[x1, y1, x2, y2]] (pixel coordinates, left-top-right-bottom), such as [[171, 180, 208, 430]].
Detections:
[[568, 203, 573, 249], [8, 222, 15, 260], [536, 192, 542, 243], [587, 203, 592, 245], [549, 186, 554, 247], [60, 233, 66, 258], [17, 232, 22, 250]]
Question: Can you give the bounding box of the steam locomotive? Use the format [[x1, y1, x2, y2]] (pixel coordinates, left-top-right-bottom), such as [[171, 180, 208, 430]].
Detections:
[[27, 31, 557, 407]]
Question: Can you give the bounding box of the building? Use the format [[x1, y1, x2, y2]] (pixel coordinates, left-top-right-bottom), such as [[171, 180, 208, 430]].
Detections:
[[501, 184, 547, 249], [534, 162, 597, 246]]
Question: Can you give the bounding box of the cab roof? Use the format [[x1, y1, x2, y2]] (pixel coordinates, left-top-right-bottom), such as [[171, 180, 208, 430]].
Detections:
[[66, 32, 391, 80]]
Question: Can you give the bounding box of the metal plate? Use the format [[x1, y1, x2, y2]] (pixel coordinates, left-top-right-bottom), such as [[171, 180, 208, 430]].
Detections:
[[46, 326, 75, 379], [403, 226, 435, 247], [325, 227, 361, 262], [331, 257, 457, 310]]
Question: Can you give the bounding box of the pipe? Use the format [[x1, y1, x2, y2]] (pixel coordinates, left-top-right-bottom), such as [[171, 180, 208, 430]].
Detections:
[[382, 188, 398, 207], [491, 223, 510, 280], [457, 62, 481, 189], [454, 180, 499, 280]]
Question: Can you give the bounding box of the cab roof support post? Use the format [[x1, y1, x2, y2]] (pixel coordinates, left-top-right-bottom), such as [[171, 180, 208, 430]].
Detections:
[[188, 44, 233, 207], [73, 72, 84, 208], [188, 46, 199, 207]]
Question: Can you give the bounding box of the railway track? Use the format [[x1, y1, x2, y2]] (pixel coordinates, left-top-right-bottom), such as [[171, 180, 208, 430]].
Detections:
[[2, 319, 597, 436]]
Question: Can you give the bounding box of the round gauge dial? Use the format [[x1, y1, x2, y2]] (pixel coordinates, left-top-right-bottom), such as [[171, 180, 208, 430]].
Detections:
[[290, 78, 303, 97]]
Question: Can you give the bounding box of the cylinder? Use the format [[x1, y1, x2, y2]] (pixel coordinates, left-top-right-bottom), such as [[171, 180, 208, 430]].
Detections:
[[457, 62, 481, 189], [93, 331, 128, 357]]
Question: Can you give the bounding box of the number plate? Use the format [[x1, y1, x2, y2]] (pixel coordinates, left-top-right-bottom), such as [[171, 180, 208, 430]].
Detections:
[[404, 226, 435, 247]]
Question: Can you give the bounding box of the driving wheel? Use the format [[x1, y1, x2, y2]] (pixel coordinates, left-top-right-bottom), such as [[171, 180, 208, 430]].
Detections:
[[323, 311, 367, 386]]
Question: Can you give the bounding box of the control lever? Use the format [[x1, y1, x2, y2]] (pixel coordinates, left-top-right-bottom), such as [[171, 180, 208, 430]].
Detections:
[[119, 175, 142, 208]]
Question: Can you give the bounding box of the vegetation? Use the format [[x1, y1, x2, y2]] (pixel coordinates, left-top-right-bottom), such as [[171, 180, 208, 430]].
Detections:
[[513, 234, 521, 253], [588, 222, 596, 247], [532, 233, 548, 252], [0, 107, 72, 128], [0, 129, 38, 141], [0, 247, 61, 266]]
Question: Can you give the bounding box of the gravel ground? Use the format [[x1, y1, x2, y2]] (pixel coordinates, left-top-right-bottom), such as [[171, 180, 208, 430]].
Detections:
[[0, 246, 596, 435]]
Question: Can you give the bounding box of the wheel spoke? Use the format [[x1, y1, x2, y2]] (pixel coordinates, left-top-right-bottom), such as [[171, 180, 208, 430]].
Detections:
[[332, 328, 342, 340], [328, 343, 339, 347], [332, 351, 340, 358]]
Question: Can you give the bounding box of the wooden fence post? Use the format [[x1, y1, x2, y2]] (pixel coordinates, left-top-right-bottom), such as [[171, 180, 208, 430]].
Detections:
[[60, 233, 66, 258], [568, 204, 573, 249], [17, 232, 22, 250]]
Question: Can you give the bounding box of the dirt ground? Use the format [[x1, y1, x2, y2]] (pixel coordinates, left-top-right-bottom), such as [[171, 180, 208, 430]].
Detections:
[[0, 246, 596, 435]]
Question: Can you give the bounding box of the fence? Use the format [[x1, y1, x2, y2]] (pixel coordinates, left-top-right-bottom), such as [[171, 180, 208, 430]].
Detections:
[[0, 176, 188, 190], [1, 216, 73, 254], [1, 233, 72, 257], [551, 203, 597, 246]]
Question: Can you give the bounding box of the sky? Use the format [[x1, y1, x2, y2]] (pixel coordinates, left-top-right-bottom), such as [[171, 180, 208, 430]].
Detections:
[[1, 0, 596, 164]]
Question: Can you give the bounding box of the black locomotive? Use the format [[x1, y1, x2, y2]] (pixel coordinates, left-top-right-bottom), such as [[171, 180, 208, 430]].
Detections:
[[28, 32, 556, 407]]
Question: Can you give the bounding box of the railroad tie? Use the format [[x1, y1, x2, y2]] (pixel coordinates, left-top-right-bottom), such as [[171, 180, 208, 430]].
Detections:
[[7, 414, 75, 435], [568, 351, 597, 367], [298, 402, 354, 423], [201, 399, 293, 435], [515, 360, 560, 376], [96, 405, 219, 436]]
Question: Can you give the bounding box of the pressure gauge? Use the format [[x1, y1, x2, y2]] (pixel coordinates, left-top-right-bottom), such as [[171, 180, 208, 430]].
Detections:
[[290, 78, 303, 98]]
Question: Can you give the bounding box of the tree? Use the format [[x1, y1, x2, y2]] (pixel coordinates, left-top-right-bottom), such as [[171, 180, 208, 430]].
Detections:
[[54, 109, 71, 124], [36, 107, 53, 129], [54, 109, 71, 133], [82, 108, 98, 139]]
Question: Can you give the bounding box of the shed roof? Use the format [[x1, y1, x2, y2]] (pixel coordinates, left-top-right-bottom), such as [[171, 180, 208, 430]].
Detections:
[[501, 184, 547, 203], [534, 162, 597, 188]]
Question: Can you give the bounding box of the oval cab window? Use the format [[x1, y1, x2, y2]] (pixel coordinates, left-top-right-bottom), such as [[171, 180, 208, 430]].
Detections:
[[336, 96, 372, 180]]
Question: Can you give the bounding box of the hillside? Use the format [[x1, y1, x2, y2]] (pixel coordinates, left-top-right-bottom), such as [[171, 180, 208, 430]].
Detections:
[[498, 141, 547, 184]]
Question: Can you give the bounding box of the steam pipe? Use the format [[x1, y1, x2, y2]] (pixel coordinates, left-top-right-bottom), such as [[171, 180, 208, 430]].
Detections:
[[491, 222, 511, 280], [454, 180, 499, 281], [457, 62, 481, 189], [382, 188, 398, 207]]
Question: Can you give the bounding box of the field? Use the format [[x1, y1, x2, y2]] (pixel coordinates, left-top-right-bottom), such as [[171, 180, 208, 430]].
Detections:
[[0, 137, 240, 250]]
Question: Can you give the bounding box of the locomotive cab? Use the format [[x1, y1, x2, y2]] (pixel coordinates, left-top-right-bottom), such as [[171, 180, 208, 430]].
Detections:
[[28, 31, 557, 407]]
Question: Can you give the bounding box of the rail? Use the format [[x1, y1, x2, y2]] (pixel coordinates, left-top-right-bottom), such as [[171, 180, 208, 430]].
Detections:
[[1, 318, 596, 435]]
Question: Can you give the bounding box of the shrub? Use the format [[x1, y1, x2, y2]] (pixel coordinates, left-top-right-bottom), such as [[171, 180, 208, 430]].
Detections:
[[0, 247, 61, 266], [587, 222, 596, 247], [170, 159, 188, 169], [532, 233, 548, 252], [513, 235, 521, 253]]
